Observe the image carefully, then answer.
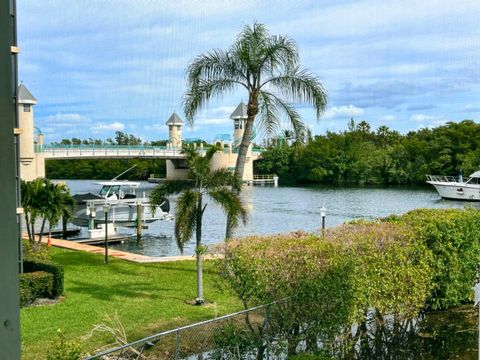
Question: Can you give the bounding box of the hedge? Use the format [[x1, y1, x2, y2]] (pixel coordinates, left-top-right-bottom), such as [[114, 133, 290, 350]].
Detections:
[[20, 271, 54, 306], [384, 208, 480, 310], [222, 208, 480, 356], [23, 259, 64, 297]]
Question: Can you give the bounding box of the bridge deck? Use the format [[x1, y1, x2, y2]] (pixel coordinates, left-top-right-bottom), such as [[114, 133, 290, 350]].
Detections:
[[38, 145, 263, 160]]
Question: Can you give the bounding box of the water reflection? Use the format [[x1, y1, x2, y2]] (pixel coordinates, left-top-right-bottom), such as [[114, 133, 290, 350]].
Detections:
[[344, 305, 477, 359]]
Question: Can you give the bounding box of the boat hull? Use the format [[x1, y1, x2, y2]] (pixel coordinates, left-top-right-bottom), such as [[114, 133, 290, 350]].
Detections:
[[72, 203, 166, 228], [427, 181, 480, 201]]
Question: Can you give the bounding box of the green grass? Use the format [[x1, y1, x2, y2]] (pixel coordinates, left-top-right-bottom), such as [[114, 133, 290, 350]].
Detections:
[[21, 248, 242, 359]]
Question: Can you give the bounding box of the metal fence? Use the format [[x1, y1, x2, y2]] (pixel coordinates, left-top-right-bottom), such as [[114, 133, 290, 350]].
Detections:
[[83, 300, 297, 360]]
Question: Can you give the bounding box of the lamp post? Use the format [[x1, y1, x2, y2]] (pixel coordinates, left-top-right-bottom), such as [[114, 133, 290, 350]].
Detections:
[[103, 203, 111, 264], [320, 207, 327, 234]]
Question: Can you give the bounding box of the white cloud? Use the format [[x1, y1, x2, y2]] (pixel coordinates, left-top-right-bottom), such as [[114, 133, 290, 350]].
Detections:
[[323, 105, 365, 119], [90, 122, 125, 133], [410, 114, 436, 122], [44, 112, 89, 124], [380, 115, 396, 122], [198, 118, 232, 125]]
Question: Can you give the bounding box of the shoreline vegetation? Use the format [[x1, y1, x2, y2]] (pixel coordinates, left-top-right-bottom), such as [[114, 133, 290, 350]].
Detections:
[[22, 208, 479, 359], [45, 120, 479, 186]]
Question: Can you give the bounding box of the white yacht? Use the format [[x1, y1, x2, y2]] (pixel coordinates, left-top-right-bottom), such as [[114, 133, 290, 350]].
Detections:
[[71, 180, 170, 231], [426, 171, 480, 201]]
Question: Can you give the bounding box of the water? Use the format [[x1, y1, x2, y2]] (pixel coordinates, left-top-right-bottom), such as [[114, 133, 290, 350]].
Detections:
[[63, 180, 476, 257]]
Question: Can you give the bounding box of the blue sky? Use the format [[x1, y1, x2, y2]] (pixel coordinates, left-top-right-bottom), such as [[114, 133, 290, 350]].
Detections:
[[18, 0, 480, 143]]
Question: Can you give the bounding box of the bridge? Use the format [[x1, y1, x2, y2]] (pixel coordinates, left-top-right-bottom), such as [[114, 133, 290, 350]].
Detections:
[[38, 144, 263, 160], [19, 83, 263, 182]]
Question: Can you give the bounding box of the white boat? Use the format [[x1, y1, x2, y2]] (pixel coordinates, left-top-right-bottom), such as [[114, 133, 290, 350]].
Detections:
[[71, 180, 171, 230], [426, 171, 480, 201]]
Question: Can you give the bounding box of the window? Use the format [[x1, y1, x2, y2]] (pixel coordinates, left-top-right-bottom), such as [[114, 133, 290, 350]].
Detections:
[[176, 125, 181, 130], [23, 104, 31, 112], [235, 120, 242, 129]]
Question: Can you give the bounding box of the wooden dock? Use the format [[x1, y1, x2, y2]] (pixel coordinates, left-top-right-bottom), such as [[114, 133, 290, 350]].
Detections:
[[32, 235, 208, 264]]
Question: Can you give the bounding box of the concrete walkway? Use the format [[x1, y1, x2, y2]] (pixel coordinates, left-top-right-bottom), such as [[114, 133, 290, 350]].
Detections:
[[36, 236, 198, 263]]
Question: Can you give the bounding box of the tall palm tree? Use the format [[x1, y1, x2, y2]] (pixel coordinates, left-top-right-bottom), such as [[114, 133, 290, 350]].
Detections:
[[150, 145, 247, 304], [184, 22, 327, 238]]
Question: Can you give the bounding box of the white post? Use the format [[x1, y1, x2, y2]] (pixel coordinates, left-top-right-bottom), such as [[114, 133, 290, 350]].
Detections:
[[273, 176, 279, 187]]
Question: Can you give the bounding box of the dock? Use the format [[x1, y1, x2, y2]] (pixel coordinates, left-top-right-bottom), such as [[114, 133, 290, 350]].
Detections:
[[248, 174, 279, 187], [36, 236, 206, 263], [147, 174, 164, 183]]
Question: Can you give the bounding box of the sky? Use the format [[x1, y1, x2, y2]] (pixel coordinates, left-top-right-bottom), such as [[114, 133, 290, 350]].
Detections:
[[17, 0, 480, 143]]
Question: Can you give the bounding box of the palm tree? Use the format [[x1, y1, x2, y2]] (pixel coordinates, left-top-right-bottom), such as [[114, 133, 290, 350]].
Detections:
[[184, 22, 327, 238], [21, 179, 75, 246], [150, 145, 247, 304]]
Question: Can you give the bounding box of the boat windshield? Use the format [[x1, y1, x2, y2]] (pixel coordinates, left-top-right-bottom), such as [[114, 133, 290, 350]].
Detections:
[[99, 185, 121, 197], [99, 185, 110, 196], [466, 177, 480, 184]]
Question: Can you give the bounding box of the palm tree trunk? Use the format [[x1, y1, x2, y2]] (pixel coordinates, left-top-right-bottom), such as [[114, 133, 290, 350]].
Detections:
[[25, 212, 32, 244], [37, 217, 46, 244], [30, 219, 36, 244], [225, 93, 258, 240], [62, 213, 68, 239], [196, 194, 204, 304]]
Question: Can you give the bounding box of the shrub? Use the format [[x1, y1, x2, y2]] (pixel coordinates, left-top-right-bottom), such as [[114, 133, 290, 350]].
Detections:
[[223, 223, 433, 355], [22, 240, 52, 261], [46, 329, 82, 360], [23, 259, 64, 297], [384, 208, 480, 310], [20, 271, 53, 306]]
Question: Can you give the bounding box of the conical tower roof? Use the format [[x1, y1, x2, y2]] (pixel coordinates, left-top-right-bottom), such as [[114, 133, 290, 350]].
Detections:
[[230, 102, 247, 120], [18, 84, 37, 105], [165, 112, 184, 125]]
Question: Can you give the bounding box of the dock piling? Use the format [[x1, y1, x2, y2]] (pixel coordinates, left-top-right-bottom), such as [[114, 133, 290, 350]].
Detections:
[[137, 203, 143, 242]]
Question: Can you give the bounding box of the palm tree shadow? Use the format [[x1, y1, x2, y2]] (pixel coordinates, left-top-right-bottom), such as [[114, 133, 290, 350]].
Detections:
[[68, 280, 170, 301]]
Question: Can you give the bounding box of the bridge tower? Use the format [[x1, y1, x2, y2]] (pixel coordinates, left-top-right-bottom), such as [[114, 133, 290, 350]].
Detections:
[[230, 101, 247, 146], [166, 112, 184, 148], [18, 84, 44, 180]]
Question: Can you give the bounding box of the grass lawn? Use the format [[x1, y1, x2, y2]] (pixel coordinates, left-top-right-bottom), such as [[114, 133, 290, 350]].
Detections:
[[21, 247, 242, 360]]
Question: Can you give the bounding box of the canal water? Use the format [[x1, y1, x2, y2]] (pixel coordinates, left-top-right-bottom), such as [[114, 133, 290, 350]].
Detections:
[[64, 180, 477, 257]]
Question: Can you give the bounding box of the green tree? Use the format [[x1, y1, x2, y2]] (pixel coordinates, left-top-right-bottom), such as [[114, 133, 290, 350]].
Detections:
[[184, 22, 327, 238], [150, 145, 247, 303], [21, 179, 75, 246]]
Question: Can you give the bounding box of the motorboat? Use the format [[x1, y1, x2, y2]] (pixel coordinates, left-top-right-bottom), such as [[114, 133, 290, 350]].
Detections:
[[426, 171, 480, 201], [71, 180, 171, 234]]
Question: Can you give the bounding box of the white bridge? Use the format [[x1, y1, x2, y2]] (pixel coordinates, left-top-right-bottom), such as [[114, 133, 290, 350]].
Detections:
[[39, 145, 263, 160]]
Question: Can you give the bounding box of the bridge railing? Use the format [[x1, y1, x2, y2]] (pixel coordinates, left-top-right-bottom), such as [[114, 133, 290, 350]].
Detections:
[[37, 144, 265, 158]]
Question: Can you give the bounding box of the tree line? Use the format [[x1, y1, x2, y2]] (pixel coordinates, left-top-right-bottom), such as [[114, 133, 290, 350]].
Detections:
[[255, 119, 480, 185]]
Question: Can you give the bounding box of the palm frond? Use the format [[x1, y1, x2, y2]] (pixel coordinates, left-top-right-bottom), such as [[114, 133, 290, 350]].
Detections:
[[174, 189, 199, 253], [208, 189, 247, 229], [257, 91, 281, 137], [183, 79, 244, 124], [150, 180, 191, 207], [186, 50, 247, 87], [256, 90, 306, 140], [259, 35, 299, 75], [205, 168, 242, 192], [262, 67, 328, 119]]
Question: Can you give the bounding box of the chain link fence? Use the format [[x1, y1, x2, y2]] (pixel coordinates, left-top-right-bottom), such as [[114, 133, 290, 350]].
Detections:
[[83, 299, 306, 360]]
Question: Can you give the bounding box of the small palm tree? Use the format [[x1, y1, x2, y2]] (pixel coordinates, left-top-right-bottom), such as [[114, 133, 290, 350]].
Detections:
[[150, 145, 247, 304], [184, 22, 327, 238], [21, 179, 75, 246]]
